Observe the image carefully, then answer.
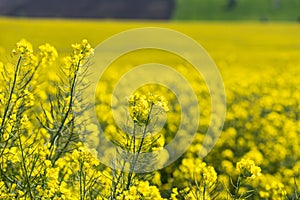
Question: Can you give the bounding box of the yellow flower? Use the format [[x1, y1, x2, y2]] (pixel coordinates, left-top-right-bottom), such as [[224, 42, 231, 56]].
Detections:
[[63, 39, 94, 74], [236, 158, 262, 179], [117, 181, 164, 200], [2, 132, 9, 140], [38, 43, 58, 65], [170, 188, 179, 200], [128, 93, 168, 125], [12, 39, 33, 56], [71, 39, 94, 61], [44, 160, 52, 167]]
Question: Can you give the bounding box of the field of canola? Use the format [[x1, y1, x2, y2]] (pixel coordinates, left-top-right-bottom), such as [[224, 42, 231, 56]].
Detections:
[[0, 18, 300, 199]]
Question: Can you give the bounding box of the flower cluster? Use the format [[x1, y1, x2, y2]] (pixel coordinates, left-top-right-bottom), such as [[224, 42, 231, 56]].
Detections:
[[38, 43, 58, 65], [259, 180, 287, 199], [128, 93, 168, 125], [236, 158, 262, 179], [12, 39, 33, 56], [65, 39, 94, 67], [116, 181, 164, 200], [172, 158, 218, 199]]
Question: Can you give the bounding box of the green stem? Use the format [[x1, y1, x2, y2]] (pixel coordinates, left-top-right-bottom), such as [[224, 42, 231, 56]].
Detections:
[[233, 175, 242, 200], [203, 185, 206, 200], [48, 59, 81, 161], [133, 123, 136, 154], [126, 103, 153, 190], [52, 118, 75, 164], [0, 56, 22, 134], [17, 130, 34, 199], [80, 160, 84, 200], [294, 176, 299, 199]]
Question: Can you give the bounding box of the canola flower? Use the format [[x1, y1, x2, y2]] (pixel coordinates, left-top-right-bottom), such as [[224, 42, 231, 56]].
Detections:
[[228, 158, 262, 200], [259, 180, 287, 199], [0, 39, 99, 199], [173, 158, 218, 199], [109, 92, 169, 198], [128, 93, 169, 126], [116, 181, 164, 200], [38, 43, 58, 65], [12, 39, 33, 56], [236, 158, 262, 179]]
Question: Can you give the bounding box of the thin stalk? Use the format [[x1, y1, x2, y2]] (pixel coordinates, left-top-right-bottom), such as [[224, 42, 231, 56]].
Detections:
[[1, 56, 22, 133], [83, 163, 87, 199], [111, 159, 127, 198], [52, 118, 75, 164], [126, 103, 154, 190], [17, 130, 34, 199], [203, 185, 206, 200], [48, 59, 81, 160], [294, 176, 299, 199], [233, 176, 242, 200], [80, 160, 83, 200], [111, 121, 137, 197]]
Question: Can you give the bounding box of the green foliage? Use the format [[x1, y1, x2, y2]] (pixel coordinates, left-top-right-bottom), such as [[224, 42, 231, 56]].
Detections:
[[173, 0, 300, 21]]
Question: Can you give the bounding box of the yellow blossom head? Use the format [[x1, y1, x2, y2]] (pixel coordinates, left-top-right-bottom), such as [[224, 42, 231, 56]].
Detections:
[[64, 39, 94, 69], [128, 92, 168, 126], [236, 158, 262, 179], [38, 43, 58, 65], [12, 39, 33, 56]]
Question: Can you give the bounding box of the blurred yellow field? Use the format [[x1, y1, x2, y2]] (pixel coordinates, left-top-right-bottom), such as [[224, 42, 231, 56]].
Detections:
[[0, 18, 300, 199]]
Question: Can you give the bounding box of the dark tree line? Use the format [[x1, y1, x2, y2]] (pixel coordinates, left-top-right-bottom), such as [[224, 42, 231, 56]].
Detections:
[[226, 0, 281, 9]]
